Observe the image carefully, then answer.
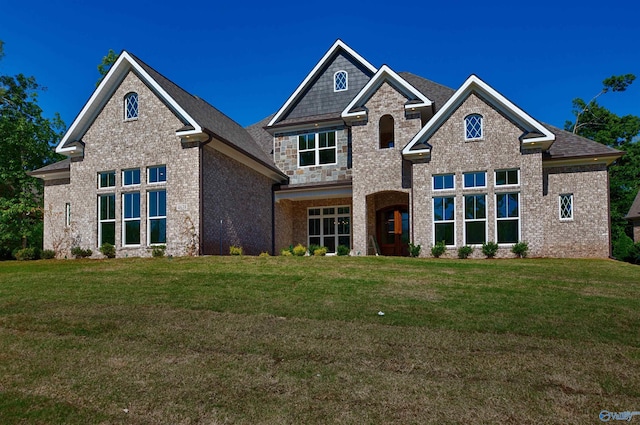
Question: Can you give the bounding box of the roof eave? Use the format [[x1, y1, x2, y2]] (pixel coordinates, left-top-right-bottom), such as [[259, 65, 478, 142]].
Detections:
[[542, 153, 623, 168]]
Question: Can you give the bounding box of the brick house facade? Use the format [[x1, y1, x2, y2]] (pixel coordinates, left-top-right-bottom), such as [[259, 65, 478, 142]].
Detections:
[[32, 41, 622, 258]]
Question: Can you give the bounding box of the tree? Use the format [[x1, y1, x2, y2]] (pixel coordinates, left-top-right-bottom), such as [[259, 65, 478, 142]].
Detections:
[[96, 49, 118, 87], [565, 75, 640, 261], [0, 44, 65, 258]]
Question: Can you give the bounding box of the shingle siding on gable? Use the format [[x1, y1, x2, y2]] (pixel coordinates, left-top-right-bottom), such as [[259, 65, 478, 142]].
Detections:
[[284, 53, 374, 120]]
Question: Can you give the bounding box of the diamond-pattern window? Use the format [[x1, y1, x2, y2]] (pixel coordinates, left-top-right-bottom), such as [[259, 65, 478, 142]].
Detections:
[[125, 92, 138, 120], [334, 71, 347, 92], [559, 194, 573, 220], [465, 114, 483, 140]]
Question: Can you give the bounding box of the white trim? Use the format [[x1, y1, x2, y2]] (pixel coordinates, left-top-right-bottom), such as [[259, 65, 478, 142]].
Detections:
[[495, 192, 521, 245], [432, 196, 456, 247], [98, 193, 116, 247], [463, 171, 487, 189], [432, 173, 455, 191], [463, 194, 487, 246], [274, 185, 352, 202], [296, 130, 338, 168], [307, 205, 351, 253], [122, 168, 141, 187], [124, 92, 139, 121], [559, 193, 574, 221], [147, 189, 166, 246], [495, 168, 520, 188], [65, 203, 71, 227], [334, 70, 348, 92], [268, 40, 377, 127], [464, 113, 483, 141], [98, 171, 116, 189], [122, 192, 141, 247], [147, 165, 167, 184]]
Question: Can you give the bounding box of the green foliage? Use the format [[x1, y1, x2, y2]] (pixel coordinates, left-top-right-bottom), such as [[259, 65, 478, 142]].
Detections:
[[96, 49, 118, 87], [229, 245, 243, 256], [151, 245, 166, 258], [431, 241, 446, 258], [14, 247, 40, 261], [259, 251, 271, 257], [41, 249, 55, 260], [70, 247, 92, 259], [308, 244, 321, 256], [408, 242, 421, 258], [458, 245, 473, 259], [512, 242, 529, 258], [481, 241, 499, 258], [337, 245, 350, 256], [292, 244, 307, 256], [99, 243, 116, 259], [612, 231, 640, 263], [280, 249, 292, 256], [313, 247, 327, 256]]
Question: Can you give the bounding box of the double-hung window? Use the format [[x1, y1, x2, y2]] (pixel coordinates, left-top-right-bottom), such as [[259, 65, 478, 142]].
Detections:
[[148, 190, 166, 245], [433, 174, 454, 191], [99, 194, 116, 246], [298, 131, 337, 167], [463, 171, 486, 188], [123, 192, 140, 245], [123, 168, 140, 186], [496, 193, 520, 243], [308, 206, 350, 253], [559, 194, 573, 220], [98, 171, 115, 188], [148, 165, 166, 184], [464, 194, 486, 245], [433, 197, 455, 246]]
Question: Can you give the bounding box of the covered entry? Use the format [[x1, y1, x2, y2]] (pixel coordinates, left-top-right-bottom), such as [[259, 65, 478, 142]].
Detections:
[[367, 191, 410, 256]]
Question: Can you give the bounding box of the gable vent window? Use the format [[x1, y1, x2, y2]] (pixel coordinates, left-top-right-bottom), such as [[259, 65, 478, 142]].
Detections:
[[379, 115, 395, 149], [125, 92, 139, 120], [465, 114, 483, 140], [334, 71, 348, 92]]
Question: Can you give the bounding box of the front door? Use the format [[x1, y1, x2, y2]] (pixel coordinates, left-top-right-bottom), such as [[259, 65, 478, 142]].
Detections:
[[377, 206, 409, 256]]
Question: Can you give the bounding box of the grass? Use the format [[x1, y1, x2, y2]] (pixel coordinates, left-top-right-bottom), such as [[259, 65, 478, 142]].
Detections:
[[0, 256, 639, 424]]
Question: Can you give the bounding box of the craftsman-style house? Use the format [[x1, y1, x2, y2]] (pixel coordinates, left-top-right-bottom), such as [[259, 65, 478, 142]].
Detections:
[[31, 40, 622, 258]]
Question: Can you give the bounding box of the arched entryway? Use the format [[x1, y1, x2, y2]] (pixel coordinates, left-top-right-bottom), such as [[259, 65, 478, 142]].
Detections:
[[366, 191, 410, 256]]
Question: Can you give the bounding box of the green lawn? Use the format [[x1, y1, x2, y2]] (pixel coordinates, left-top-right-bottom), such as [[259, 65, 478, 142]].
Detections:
[[0, 256, 639, 424]]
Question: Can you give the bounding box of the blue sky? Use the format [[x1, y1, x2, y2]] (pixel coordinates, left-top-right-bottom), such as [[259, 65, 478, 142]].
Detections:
[[2, 0, 639, 131]]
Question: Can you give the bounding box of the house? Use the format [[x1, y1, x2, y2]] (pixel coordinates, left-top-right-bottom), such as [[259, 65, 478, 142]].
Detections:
[[626, 190, 640, 242], [31, 40, 623, 258]]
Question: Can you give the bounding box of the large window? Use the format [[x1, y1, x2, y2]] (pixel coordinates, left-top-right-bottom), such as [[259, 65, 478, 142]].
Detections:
[[123, 192, 140, 246], [148, 165, 166, 184], [379, 115, 395, 149], [433, 197, 455, 246], [99, 194, 116, 246], [148, 190, 166, 245], [125, 92, 138, 120], [298, 131, 337, 167], [334, 70, 348, 92], [559, 193, 573, 220], [308, 206, 350, 253], [433, 174, 454, 191], [463, 171, 486, 188], [495, 169, 519, 186], [465, 194, 486, 245], [98, 171, 115, 188], [123, 168, 141, 186], [465, 114, 483, 140], [496, 193, 519, 243]]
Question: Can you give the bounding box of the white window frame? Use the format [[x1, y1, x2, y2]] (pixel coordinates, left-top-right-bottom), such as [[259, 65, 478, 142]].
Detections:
[[122, 192, 141, 247], [65, 203, 71, 227], [465, 114, 483, 140], [98, 171, 116, 189], [433, 196, 456, 247], [124, 92, 138, 121], [559, 193, 574, 221], [463, 171, 487, 189], [122, 168, 141, 187], [495, 169, 520, 187], [147, 190, 167, 246], [297, 131, 337, 168], [98, 194, 116, 247], [495, 192, 521, 245], [147, 165, 167, 184], [433, 173, 455, 191], [307, 206, 351, 253], [464, 194, 487, 246], [334, 70, 348, 92]]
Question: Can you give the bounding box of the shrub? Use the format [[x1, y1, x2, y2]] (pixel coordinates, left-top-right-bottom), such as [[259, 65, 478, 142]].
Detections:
[[41, 249, 56, 260], [512, 241, 529, 258], [71, 247, 92, 259], [313, 247, 327, 256], [14, 247, 40, 261], [280, 249, 292, 256], [308, 244, 321, 256], [458, 245, 473, 259], [151, 245, 166, 258], [259, 251, 271, 257], [431, 241, 446, 258], [292, 244, 307, 256], [408, 242, 421, 258], [99, 243, 116, 259], [229, 245, 243, 256], [481, 241, 499, 259], [337, 245, 350, 256]]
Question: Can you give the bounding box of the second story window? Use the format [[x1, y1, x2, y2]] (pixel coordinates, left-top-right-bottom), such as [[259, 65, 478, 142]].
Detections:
[[298, 131, 337, 167], [379, 115, 395, 149], [98, 171, 116, 188], [433, 174, 454, 191], [125, 92, 138, 120], [334, 71, 348, 92], [123, 168, 141, 186], [148, 165, 166, 184], [465, 114, 483, 140]]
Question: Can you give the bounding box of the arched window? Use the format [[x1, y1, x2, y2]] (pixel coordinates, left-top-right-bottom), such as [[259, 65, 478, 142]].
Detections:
[[379, 115, 395, 149], [465, 114, 483, 140], [334, 70, 348, 92], [125, 92, 138, 120]]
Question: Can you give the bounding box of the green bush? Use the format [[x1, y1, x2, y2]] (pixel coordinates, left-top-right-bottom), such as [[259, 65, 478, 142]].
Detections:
[[99, 243, 116, 259], [41, 249, 56, 260], [14, 247, 40, 261], [431, 241, 446, 258], [512, 241, 529, 258], [337, 245, 350, 256], [280, 248, 293, 256], [313, 247, 327, 256], [229, 245, 243, 256], [458, 245, 473, 259], [408, 242, 421, 258], [259, 251, 271, 257], [71, 247, 92, 259], [308, 244, 321, 256], [151, 245, 166, 258], [482, 241, 499, 258], [292, 244, 307, 256]]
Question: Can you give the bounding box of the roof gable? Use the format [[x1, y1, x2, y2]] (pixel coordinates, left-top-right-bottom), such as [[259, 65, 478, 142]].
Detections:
[[626, 189, 640, 220], [267, 40, 377, 127]]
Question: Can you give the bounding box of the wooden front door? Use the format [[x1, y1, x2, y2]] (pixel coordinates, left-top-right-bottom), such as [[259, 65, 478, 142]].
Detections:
[[377, 206, 409, 256]]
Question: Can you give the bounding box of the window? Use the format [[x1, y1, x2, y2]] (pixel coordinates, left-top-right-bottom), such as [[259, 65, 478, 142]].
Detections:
[[98, 171, 115, 188], [559, 194, 573, 220], [495, 169, 519, 186], [99, 194, 116, 246], [125, 92, 138, 120], [298, 131, 336, 167], [496, 193, 520, 243], [148, 165, 166, 184], [379, 115, 395, 149], [148, 190, 166, 245], [433, 174, 454, 191], [123, 168, 141, 186], [433, 197, 455, 246], [465, 114, 483, 140], [463, 171, 486, 188], [334, 70, 348, 92], [65, 203, 71, 227], [465, 194, 486, 245], [123, 192, 140, 245], [308, 206, 350, 253]]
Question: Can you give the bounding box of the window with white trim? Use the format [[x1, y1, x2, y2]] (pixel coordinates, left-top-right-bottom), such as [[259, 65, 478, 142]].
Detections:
[[495, 169, 519, 186], [559, 193, 573, 220], [433, 174, 454, 191], [463, 171, 486, 188], [465, 114, 483, 140], [379, 115, 395, 149], [148, 165, 166, 184], [433, 197, 455, 246], [123, 192, 140, 246], [148, 190, 166, 245], [298, 131, 336, 167], [98, 171, 115, 188], [496, 193, 520, 243], [125, 92, 138, 120], [99, 194, 116, 246], [308, 206, 350, 253], [123, 168, 140, 186], [65, 203, 71, 227], [334, 70, 348, 92], [464, 194, 486, 245]]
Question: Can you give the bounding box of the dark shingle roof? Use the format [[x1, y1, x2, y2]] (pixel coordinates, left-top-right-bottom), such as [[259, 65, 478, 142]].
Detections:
[[398, 72, 455, 113], [543, 124, 623, 161], [626, 190, 640, 220], [246, 114, 274, 157], [29, 158, 71, 175]]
